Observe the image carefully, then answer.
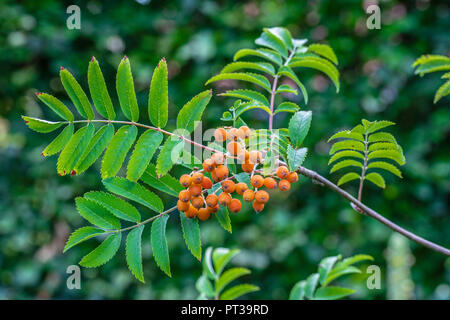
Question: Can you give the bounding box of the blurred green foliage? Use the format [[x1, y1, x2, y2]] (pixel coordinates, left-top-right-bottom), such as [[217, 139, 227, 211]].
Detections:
[[0, 0, 449, 299]]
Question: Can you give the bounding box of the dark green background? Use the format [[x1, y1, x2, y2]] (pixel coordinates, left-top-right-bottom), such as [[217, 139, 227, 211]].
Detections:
[[0, 0, 449, 299]]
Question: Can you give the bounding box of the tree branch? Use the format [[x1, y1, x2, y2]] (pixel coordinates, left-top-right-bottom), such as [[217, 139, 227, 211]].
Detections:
[[297, 166, 450, 257]]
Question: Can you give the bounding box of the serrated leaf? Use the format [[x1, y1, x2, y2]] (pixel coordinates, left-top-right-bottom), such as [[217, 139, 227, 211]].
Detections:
[[148, 58, 168, 128], [79, 232, 122, 268], [41, 123, 74, 156], [336, 254, 374, 268], [57, 124, 95, 176], [337, 172, 360, 186], [290, 56, 340, 92], [329, 140, 365, 155], [36, 93, 74, 121], [176, 90, 212, 133], [365, 172, 386, 188], [413, 55, 450, 75], [266, 27, 293, 50], [274, 101, 300, 114], [140, 163, 183, 197], [304, 273, 319, 299], [127, 130, 163, 181], [213, 248, 240, 277], [368, 142, 400, 152], [289, 280, 306, 300], [203, 247, 216, 280], [205, 73, 271, 92], [233, 48, 282, 66], [287, 145, 307, 171], [328, 130, 364, 142], [368, 149, 405, 165], [126, 225, 145, 282], [367, 161, 402, 178], [60, 68, 94, 120], [216, 267, 251, 294], [88, 57, 116, 120], [323, 266, 362, 287], [75, 197, 121, 230], [103, 177, 164, 213], [215, 205, 232, 233], [220, 284, 259, 300], [314, 286, 355, 300], [196, 275, 215, 298], [276, 84, 297, 95], [152, 214, 171, 277], [219, 89, 269, 106], [101, 125, 137, 179], [368, 132, 397, 144], [434, 80, 450, 103], [74, 124, 115, 175], [330, 159, 363, 173], [22, 116, 62, 133], [221, 61, 275, 76], [63, 226, 105, 253], [288, 111, 312, 148], [318, 255, 340, 285], [116, 57, 139, 122], [307, 44, 338, 65], [234, 101, 272, 118], [277, 66, 309, 104], [329, 150, 365, 165], [256, 28, 288, 57], [180, 212, 202, 260], [84, 191, 141, 223], [156, 137, 184, 176], [366, 120, 395, 134]]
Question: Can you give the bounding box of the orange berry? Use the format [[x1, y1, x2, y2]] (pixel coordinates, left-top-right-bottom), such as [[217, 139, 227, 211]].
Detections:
[[203, 158, 215, 172], [201, 176, 213, 189], [276, 166, 289, 179], [227, 141, 242, 156], [221, 180, 236, 193], [252, 200, 265, 213], [179, 190, 191, 202], [208, 204, 220, 213], [186, 205, 198, 218], [248, 150, 262, 164], [206, 194, 219, 207], [263, 177, 277, 189], [218, 192, 232, 206], [197, 208, 211, 221], [191, 172, 204, 184], [211, 152, 225, 165], [250, 175, 264, 188], [177, 200, 190, 212], [255, 190, 269, 204], [214, 128, 227, 142], [191, 196, 204, 209], [279, 179, 291, 191], [239, 126, 251, 139], [237, 150, 249, 163], [287, 172, 298, 183], [210, 169, 220, 182], [227, 128, 239, 140], [241, 162, 255, 173], [215, 165, 229, 181], [236, 128, 246, 140], [189, 184, 202, 197], [235, 182, 248, 195], [243, 189, 255, 202], [228, 198, 242, 213], [179, 174, 192, 187]]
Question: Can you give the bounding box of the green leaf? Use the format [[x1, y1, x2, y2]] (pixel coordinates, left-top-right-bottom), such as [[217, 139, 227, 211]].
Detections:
[[63, 226, 105, 253], [256, 28, 288, 57], [126, 225, 145, 282], [88, 57, 116, 120], [41, 123, 74, 156], [337, 254, 374, 268], [289, 111, 312, 148], [177, 90, 212, 133], [116, 57, 139, 122], [434, 80, 450, 103], [215, 205, 232, 233], [74, 124, 115, 175], [328, 130, 364, 142], [203, 247, 216, 280], [212, 248, 240, 276], [368, 132, 397, 144], [60, 68, 94, 120], [127, 130, 163, 181], [276, 84, 297, 95], [101, 125, 137, 179], [330, 159, 363, 173], [36, 93, 74, 121], [289, 281, 306, 300], [365, 172, 386, 189], [368, 149, 405, 165], [307, 44, 338, 65], [318, 255, 340, 285], [266, 27, 293, 50], [205, 73, 271, 92], [287, 145, 307, 171], [329, 140, 365, 155], [366, 120, 395, 134], [337, 172, 360, 186], [22, 116, 62, 133], [274, 102, 300, 114], [277, 66, 308, 104], [103, 177, 164, 213], [413, 55, 450, 75], [323, 266, 361, 286], [304, 273, 319, 299], [84, 191, 141, 223], [216, 268, 251, 294], [140, 163, 183, 197], [219, 89, 269, 106], [234, 101, 272, 118], [329, 150, 365, 165], [367, 161, 402, 178], [79, 232, 122, 268], [220, 284, 259, 300], [156, 137, 184, 176], [151, 214, 171, 277], [289, 56, 340, 92], [233, 48, 282, 66], [221, 61, 275, 76], [75, 197, 121, 230], [57, 124, 95, 176], [314, 286, 355, 300], [148, 58, 168, 128], [196, 275, 215, 298], [180, 212, 202, 260]]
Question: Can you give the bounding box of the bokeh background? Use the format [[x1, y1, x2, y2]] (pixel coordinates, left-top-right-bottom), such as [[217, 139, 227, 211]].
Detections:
[[0, 0, 449, 299]]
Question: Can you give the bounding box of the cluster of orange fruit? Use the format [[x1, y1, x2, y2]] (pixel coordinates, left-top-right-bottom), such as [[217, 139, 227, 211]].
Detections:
[[176, 126, 299, 221]]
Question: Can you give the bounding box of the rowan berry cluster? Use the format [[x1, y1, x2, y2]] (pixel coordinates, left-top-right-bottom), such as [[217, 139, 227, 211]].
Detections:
[[177, 126, 299, 221]]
